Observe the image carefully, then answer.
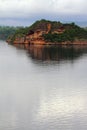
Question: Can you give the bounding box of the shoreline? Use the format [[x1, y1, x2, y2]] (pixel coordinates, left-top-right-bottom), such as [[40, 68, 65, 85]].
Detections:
[[7, 39, 87, 46]]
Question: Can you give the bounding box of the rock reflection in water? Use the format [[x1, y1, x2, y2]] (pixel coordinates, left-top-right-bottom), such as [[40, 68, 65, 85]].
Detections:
[[27, 45, 87, 62]]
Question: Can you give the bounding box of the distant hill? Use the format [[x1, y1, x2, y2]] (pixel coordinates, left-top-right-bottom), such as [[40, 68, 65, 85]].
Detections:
[[0, 26, 18, 40], [7, 19, 87, 45]]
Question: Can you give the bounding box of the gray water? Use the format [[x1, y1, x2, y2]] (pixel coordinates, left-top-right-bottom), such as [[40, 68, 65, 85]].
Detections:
[[0, 41, 87, 130]]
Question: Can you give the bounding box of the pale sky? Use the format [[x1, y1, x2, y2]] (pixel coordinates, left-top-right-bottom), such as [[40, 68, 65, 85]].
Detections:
[[0, 0, 87, 26]]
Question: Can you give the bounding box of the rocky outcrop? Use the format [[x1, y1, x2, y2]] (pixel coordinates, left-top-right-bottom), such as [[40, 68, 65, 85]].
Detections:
[[12, 23, 67, 45], [7, 19, 87, 45]]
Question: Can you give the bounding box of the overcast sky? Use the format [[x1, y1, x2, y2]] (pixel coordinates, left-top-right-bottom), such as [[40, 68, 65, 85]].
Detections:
[[0, 0, 87, 26]]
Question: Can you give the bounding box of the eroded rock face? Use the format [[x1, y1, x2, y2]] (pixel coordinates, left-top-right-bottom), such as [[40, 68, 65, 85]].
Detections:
[[13, 22, 67, 45], [14, 24, 52, 45], [7, 20, 87, 45], [47, 23, 51, 33]]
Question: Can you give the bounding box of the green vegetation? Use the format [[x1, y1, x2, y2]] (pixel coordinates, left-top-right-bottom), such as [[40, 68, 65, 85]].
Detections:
[[28, 19, 62, 31], [8, 26, 31, 42], [7, 19, 87, 43], [43, 23, 87, 43], [8, 19, 63, 41], [43, 31, 75, 43], [0, 26, 19, 40]]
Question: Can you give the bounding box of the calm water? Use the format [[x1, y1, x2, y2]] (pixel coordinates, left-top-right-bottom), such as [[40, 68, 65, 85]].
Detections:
[[0, 41, 87, 130]]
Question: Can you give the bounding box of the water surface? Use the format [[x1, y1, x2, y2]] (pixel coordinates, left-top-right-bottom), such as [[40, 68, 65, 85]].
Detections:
[[0, 41, 87, 130]]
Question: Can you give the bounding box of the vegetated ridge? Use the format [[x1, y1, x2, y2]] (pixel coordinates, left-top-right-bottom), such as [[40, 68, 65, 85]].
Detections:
[[7, 19, 87, 45]]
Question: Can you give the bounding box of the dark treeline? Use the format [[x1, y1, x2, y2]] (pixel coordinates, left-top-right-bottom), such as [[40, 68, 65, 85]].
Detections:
[[0, 26, 22, 40]]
